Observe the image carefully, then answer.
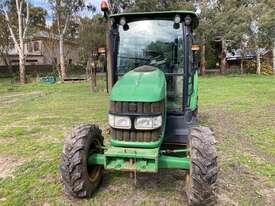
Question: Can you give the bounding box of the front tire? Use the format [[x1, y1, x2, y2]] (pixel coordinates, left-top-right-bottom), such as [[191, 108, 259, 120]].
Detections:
[[60, 124, 104, 198], [186, 126, 218, 206]]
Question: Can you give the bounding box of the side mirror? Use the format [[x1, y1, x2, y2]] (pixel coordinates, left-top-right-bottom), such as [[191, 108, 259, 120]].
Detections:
[[192, 44, 200, 71]]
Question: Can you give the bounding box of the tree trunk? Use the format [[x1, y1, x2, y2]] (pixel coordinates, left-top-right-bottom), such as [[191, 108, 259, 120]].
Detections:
[[256, 50, 261, 75], [273, 45, 275, 75], [220, 54, 226, 74], [86, 58, 91, 79], [200, 41, 206, 76], [4, 0, 30, 83], [91, 60, 97, 92], [220, 39, 226, 74], [18, 6, 26, 84], [86, 59, 89, 80], [240, 58, 244, 74], [59, 35, 66, 81], [19, 54, 26, 84]]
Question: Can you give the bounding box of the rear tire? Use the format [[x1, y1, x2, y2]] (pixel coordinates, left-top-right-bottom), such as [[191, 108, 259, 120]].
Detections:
[[60, 124, 104, 198], [186, 126, 218, 206]]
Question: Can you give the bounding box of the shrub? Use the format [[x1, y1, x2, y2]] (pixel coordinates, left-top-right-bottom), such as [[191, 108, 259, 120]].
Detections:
[[245, 60, 273, 75]]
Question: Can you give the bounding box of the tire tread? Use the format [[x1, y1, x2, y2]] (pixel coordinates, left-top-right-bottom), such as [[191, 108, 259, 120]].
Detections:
[[60, 124, 103, 198], [186, 126, 218, 206]]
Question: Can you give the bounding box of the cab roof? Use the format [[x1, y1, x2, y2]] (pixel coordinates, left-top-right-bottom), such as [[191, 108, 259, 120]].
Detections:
[[110, 11, 199, 29]]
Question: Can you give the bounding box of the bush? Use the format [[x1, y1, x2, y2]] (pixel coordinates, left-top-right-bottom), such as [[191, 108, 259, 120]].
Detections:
[[245, 60, 273, 75]]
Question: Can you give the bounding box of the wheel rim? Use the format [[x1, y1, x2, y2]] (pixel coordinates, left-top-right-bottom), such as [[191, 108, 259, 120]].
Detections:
[[88, 166, 101, 182], [87, 138, 102, 182]]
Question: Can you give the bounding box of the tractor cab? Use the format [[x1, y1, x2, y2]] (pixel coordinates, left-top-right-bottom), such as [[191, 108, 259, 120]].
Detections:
[[107, 11, 199, 146]]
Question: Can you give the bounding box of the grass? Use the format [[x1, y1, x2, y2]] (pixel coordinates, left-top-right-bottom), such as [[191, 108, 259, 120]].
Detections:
[[0, 75, 275, 206]]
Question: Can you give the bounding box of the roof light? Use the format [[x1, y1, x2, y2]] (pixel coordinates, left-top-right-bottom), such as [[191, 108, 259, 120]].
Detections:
[[120, 17, 127, 26], [174, 15, 181, 24]]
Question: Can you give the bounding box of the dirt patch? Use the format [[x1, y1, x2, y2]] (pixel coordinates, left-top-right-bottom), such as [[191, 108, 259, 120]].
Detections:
[[217, 193, 239, 206], [267, 104, 275, 112], [0, 136, 16, 144], [0, 156, 25, 179], [260, 187, 275, 205]]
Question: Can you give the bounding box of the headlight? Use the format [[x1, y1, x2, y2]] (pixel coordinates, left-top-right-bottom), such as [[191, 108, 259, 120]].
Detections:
[[108, 114, 131, 129], [134, 115, 162, 130]]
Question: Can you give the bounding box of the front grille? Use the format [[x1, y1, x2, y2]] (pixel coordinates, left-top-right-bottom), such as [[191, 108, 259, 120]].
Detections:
[[110, 101, 164, 142]]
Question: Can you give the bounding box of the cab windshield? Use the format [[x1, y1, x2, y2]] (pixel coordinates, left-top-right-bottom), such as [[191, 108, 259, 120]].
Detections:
[[116, 19, 185, 112], [117, 20, 184, 75]]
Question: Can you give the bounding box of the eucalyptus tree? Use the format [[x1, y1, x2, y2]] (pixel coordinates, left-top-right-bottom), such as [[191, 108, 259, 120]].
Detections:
[[234, 0, 274, 75], [0, 12, 11, 70], [78, 14, 105, 62], [48, 0, 85, 81], [206, 0, 253, 74], [0, 0, 30, 83], [108, 0, 194, 13], [253, 0, 275, 74], [0, 0, 48, 82]]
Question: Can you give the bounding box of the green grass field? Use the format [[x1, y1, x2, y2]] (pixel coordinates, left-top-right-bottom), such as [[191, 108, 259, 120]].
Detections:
[[0, 75, 274, 206]]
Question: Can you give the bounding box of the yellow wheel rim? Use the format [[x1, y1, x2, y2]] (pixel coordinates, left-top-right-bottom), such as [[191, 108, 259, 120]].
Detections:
[[88, 138, 102, 182]]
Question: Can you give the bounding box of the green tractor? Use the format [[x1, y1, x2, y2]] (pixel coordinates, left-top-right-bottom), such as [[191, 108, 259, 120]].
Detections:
[[60, 6, 218, 206]]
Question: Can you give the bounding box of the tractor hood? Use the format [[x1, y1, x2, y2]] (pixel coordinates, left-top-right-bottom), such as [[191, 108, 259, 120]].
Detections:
[[110, 66, 166, 102]]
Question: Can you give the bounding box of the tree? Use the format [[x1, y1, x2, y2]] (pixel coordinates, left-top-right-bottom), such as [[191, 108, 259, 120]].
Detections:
[[195, 0, 214, 75], [255, 0, 275, 75], [193, 0, 260, 75], [0, 0, 30, 83], [109, 0, 194, 13], [78, 15, 105, 63], [0, 12, 12, 72], [29, 6, 47, 29], [78, 14, 106, 92], [40, 24, 61, 77], [49, 0, 84, 81], [231, 0, 274, 75]]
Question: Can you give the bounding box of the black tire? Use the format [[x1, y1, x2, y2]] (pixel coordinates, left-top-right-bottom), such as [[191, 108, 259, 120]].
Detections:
[[186, 126, 218, 206], [60, 124, 104, 198]]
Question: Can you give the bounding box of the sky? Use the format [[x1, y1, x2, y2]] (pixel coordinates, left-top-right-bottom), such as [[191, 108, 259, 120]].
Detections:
[[30, 0, 102, 24]]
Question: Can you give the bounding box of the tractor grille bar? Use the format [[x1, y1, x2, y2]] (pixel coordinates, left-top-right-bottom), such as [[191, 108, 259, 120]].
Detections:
[[109, 101, 164, 142]]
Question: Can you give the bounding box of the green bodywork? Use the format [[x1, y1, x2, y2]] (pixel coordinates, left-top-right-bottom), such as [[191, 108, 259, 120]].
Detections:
[[111, 69, 166, 102], [189, 70, 199, 111], [88, 146, 190, 172], [110, 68, 167, 148]]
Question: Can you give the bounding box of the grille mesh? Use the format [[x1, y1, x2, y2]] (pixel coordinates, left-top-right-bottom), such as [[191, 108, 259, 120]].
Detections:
[[110, 101, 164, 142]]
